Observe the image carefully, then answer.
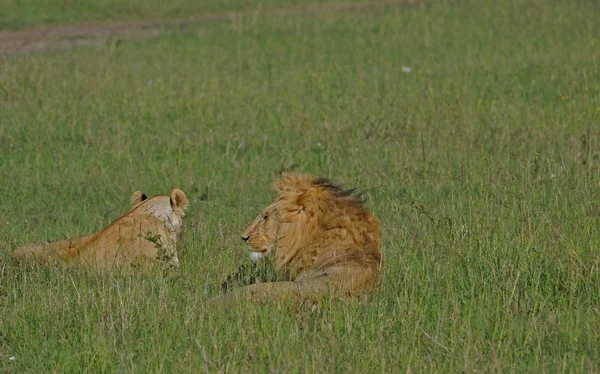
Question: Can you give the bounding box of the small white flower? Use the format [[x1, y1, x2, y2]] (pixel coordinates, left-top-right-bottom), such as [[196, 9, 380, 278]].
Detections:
[[551, 173, 556, 179], [401, 66, 412, 73], [9, 356, 15, 361]]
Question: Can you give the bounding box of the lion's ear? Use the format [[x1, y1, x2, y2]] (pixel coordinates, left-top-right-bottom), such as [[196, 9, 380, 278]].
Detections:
[[295, 191, 315, 209], [278, 189, 315, 221], [130, 191, 147, 206], [170, 189, 189, 212]]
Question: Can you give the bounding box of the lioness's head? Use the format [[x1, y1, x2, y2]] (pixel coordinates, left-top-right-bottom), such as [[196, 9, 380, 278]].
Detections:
[[129, 188, 189, 232], [241, 174, 381, 273], [129, 188, 189, 267]]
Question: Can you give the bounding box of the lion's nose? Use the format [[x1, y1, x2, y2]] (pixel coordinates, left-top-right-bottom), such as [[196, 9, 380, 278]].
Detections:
[[242, 235, 249, 242]]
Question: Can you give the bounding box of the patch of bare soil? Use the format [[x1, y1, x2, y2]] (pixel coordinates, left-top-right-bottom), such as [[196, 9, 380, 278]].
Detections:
[[0, 0, 420, 55]]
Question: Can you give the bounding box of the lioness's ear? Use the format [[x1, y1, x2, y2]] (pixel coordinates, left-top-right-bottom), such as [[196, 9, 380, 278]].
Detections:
[[170, 189, 189, 211], [130, 191, 148, 206]]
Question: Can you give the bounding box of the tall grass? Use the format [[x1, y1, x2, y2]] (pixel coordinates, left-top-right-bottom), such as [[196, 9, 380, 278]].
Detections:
[[1, 0, 599, 371]]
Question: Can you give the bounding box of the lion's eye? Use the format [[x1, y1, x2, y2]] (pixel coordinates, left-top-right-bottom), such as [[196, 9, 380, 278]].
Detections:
[[262, 215, 268, 221]]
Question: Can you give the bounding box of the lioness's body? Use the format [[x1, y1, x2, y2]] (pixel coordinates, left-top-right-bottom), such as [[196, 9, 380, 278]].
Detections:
[[13, 189, 188, 269], [210, 174, 382, 306]]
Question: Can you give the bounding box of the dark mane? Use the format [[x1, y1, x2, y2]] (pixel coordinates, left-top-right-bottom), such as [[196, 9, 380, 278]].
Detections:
[[313, 177, 366, 208]]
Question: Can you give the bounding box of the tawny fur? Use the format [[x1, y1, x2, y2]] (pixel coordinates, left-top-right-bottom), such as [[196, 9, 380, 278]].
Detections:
[[13, 189, 189, 270], [209, 174, 382, 306]]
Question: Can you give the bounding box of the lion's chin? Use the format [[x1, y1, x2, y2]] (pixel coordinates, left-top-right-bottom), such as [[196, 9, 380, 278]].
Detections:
[[249, 251, 266, 262]]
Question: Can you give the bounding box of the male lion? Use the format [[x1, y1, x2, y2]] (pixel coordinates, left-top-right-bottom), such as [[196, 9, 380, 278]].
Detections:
[[209, 174, 382, 306], [13, 189, 188, 270]]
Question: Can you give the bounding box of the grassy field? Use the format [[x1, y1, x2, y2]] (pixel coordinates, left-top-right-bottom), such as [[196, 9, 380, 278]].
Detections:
[[1, 0, 600, 371]]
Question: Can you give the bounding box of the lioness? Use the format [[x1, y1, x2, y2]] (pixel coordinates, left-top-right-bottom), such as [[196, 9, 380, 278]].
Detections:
[[13, 189, 188, 269], [209, 174, 382, 306]]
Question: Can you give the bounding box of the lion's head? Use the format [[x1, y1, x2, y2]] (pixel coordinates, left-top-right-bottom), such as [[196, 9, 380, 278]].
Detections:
[[241, 174, 382, 285]]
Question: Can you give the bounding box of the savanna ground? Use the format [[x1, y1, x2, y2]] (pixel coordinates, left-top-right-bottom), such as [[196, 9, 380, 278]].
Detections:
[[1, 0, 599, 371]]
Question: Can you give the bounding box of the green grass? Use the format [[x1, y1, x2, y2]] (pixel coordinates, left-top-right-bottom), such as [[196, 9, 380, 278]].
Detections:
[[1, 0, 600, 371]]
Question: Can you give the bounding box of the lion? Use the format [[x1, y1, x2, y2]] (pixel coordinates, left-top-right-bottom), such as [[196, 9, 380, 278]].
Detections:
[[13, 189, 189, 270], [209, 173, 382, 306]]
